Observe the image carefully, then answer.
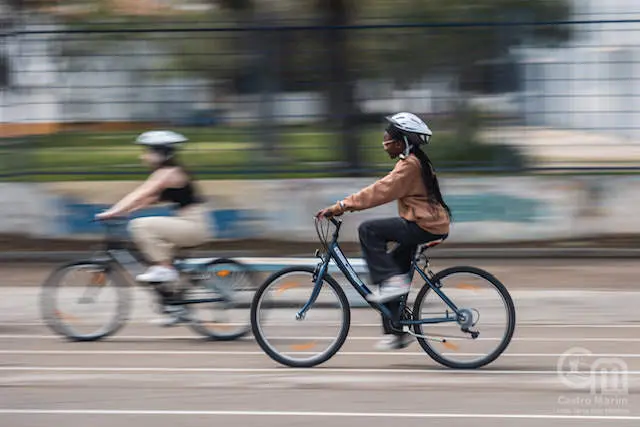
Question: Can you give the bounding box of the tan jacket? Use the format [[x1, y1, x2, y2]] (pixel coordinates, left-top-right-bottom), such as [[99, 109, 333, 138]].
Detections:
[[335, 154, 450, 235]]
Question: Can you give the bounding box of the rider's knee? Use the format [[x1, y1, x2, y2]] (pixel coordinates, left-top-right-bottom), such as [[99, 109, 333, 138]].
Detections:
[[358, 220, 373, 239], [127, 216, 151, 237]]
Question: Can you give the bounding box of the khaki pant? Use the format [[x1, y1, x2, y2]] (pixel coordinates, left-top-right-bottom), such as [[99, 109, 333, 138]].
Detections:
[[128, 204, 211, 263]]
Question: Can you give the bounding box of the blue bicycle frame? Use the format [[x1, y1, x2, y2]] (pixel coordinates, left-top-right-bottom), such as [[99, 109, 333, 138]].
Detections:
[[96, 219, 230, 306], [297, 217, 463, 328]]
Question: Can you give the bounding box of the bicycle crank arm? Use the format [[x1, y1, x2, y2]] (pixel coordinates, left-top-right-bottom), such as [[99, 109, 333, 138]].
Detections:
[[403, 327, 448, 343], [403, 326, 480, 342]]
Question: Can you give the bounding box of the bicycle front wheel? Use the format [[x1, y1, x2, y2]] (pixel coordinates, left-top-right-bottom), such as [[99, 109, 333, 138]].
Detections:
[[40, 260, 131, 341], [250, 266, 350, 368], [186, 258, 258, 341], [412, 266, 516, 369]]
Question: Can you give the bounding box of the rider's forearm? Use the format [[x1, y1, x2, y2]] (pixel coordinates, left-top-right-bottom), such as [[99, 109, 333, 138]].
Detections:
[[342, 182, 395, 211], [122, 194, 158, 214], [107, 171, 167, 216], [109, 191, 152, 216], [109, 196, 141, 216]]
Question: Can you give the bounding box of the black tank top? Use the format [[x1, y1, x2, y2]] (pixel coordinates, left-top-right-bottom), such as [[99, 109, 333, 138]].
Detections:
[[158, 176, 203, 209]]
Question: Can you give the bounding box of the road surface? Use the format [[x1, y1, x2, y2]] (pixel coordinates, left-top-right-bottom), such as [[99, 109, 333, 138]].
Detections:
[[0, 259, 638, 426]]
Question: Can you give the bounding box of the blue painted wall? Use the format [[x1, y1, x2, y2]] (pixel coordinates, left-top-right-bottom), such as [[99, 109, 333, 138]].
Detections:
[[56, 197, 263, 239]]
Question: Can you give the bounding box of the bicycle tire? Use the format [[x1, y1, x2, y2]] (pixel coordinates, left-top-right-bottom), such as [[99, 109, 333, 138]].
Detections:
[[186, 257, 257, 341], [250, 266, 351, 368], [412, 265, 516, 369], [39, 260, 132, 342]]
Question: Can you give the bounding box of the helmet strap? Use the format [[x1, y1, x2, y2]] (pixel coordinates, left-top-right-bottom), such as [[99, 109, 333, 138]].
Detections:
[[399, 136, 411, 159]]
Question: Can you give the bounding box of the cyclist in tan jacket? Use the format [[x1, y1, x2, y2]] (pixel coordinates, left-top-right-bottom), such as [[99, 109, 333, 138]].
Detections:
[[316, 112, 451, 350]]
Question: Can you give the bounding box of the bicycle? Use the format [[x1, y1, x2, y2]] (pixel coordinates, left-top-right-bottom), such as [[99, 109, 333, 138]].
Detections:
[[250, 216, 516, 369], [40, 217, 258, 342]]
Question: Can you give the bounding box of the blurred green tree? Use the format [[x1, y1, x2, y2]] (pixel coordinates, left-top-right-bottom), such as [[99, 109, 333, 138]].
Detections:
[[15, 0, 574, 172]]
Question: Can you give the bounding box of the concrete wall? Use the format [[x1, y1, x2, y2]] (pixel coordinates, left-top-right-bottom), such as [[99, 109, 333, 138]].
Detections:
[[0, 174, 626, 243]]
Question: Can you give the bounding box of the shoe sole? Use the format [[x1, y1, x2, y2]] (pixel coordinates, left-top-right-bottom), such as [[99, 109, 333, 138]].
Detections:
[[366, 291, 410, 304]]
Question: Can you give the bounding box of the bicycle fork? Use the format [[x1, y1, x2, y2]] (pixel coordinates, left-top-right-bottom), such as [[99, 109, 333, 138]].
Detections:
[[295, 258, 329, 320]]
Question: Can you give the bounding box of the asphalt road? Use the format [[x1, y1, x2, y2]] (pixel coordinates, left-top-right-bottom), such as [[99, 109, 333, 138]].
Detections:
[[1, 260, 639, 426]]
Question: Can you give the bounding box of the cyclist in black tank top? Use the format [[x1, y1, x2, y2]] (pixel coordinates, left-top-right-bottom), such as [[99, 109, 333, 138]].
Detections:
[[158, 179, 202, 209], [95, 131, 210, 289]]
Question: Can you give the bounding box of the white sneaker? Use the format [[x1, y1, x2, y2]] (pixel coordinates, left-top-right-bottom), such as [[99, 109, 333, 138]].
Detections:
[[136, 265, 179, 283], [375, 334, 414, 351], [366, 275, 411, 303]]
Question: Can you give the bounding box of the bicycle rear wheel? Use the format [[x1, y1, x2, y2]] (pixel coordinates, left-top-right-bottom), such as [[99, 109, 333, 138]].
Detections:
[[412, 266, 516, 369], [250, 266, 350, 367], [40, 260, 131, 341]]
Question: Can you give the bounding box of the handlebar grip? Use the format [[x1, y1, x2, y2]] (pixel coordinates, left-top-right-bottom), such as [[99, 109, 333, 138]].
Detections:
[[91, 216, 128, 224]]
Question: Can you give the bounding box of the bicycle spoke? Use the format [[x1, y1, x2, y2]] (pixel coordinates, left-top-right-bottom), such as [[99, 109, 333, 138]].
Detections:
[[413, 266, 515, 369], [250, 266, 350, 368]]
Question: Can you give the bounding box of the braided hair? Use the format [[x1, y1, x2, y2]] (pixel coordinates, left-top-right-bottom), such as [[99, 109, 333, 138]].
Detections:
[[386, 124, 452, 220]]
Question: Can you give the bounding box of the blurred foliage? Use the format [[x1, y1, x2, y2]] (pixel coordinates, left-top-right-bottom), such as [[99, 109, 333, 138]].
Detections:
[[353, 0, 573, 90], [20, 0, 575, 93], [440, 104, 528, 171], [364, 103, 528, 171], [5, 0, 569, 174], [0, 55, 8, 88], [9, 119, 527, 181]]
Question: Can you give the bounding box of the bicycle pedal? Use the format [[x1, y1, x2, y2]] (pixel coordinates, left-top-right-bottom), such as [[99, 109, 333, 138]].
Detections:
[[462, 327, 480, 339]]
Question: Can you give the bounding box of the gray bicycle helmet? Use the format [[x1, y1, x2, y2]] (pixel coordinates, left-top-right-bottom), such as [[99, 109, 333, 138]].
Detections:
[[385, 112, 432, 158], [135, 130, 187, 160], [135, 130, 188, 147]]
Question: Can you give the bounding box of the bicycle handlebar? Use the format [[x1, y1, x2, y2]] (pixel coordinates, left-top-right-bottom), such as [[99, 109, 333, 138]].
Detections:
[[91, 215, 129, 223], [315, 215, 341, 227]]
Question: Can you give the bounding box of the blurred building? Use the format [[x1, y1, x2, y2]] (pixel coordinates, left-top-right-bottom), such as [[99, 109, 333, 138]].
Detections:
[[517, 0, 640, 139], [2, 0, 640, 137]]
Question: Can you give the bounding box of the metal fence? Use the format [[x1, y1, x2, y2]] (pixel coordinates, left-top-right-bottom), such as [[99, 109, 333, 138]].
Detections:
[[3, 14, 640, 180]]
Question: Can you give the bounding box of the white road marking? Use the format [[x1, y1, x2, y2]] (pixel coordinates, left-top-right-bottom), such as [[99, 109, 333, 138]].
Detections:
[[4, 334, 640, 343], [0, 409, 637, 420], [6, 322, 640, 328], [2, 349, 640, 358], [1, 366, 640, 375]]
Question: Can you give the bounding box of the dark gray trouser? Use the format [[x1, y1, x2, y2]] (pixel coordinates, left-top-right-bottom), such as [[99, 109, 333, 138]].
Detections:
[[357, 217, 447, 335]]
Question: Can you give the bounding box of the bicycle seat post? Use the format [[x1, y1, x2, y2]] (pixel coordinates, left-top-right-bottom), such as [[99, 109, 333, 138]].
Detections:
[[415, 244, 437, 279]]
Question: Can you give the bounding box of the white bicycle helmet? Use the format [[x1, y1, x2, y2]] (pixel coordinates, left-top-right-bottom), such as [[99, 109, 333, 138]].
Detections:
[[385, 112, 432, 158], [135, 130, 188, 147]]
